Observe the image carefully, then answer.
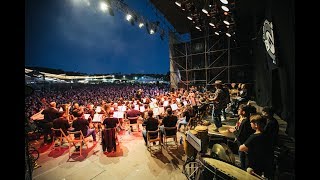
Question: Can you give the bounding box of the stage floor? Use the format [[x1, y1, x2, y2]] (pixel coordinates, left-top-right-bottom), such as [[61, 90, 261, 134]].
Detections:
[[31, 128, 187, 180]]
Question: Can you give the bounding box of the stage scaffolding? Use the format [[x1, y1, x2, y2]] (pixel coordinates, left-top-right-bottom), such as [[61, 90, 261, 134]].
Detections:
[[169, 29, 254, 90]]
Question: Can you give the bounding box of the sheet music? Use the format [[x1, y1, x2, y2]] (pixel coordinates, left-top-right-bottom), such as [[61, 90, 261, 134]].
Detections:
[[140, 106, 145, 112], [159, 107, 164, 114], [95, 106, 101, 113], [84, 114, 90, 120], [149, 102, 155, 109], [113, 111, 124, 118], [119, 105, 127, 112], [171, 104, 178, 111], [153, 107, 159, 116], [163, 101, 169, 107], [92, 114, 103, 122]]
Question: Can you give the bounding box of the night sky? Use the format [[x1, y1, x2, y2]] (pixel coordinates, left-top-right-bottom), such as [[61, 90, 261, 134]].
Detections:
[[25, 0, 169, 75]]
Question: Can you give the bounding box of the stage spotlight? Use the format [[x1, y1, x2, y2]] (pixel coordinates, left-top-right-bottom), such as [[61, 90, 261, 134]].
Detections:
[[100, 1, 108, 12], [221, 5, 229, 12], [215, 31, 220, 35], [101, 0, 114, 16], [126, 14, 132, 21], [181, 3, 186, 11], [202, 7, 209, 14], [226, 32, 231, 37], [139, 22, 144, 28], [175, 1, 181, 7], [209, 18, 216, 27], [220, 0, 228, 4], [223, 16, 231, 25], [146, 22, 155, 34], [187, 16, 193, 21]]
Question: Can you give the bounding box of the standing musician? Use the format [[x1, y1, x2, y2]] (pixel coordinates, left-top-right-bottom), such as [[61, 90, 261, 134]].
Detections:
[[229, 104, 256, 170], [239, 114, 273, 179], [102, 111, 119, 152], [210, 80, 228, 129]]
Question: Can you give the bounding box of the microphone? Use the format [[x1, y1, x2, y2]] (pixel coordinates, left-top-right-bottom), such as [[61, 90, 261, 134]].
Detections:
[[246, 167, 265, 180]]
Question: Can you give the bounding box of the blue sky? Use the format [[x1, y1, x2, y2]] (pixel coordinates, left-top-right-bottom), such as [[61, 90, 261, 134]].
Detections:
[[25, 0, 170, 74]]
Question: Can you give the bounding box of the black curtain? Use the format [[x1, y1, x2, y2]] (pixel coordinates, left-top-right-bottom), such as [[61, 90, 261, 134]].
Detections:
[[250, 0, 295, 138]]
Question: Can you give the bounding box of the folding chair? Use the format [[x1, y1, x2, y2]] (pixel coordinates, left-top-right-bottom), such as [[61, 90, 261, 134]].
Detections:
[[147, 129, 162, 152], [51, 128, 68, 151], [67, 130, 89, 157], [163, 126, 178, 149]]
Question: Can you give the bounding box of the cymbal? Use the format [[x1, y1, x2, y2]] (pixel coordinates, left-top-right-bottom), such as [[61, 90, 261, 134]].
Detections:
[[218, 125, 236, 139], [218, 125, 234, 133], [202, 120, 211, 126], [220, 143, 235, 164], [211, 143, 235, 164]]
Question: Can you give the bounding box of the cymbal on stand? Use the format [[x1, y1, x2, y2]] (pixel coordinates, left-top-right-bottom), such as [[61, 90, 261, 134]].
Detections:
[[211, 143, 235, 164]]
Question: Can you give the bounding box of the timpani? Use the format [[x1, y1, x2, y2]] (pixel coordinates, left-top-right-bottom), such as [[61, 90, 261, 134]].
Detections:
[[201, 157, 259, 180]]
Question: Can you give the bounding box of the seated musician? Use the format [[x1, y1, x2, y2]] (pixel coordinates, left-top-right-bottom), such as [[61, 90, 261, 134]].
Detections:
[[52, 111, 70, 145], [126, 104, 143, 131], [239, 114, 273, 179], [177, 105, 192, 131], [142, 110, 159, 145], [72, 110, 96, 142], [159, 108, 178, 143], [41, 101, 60, 144]]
